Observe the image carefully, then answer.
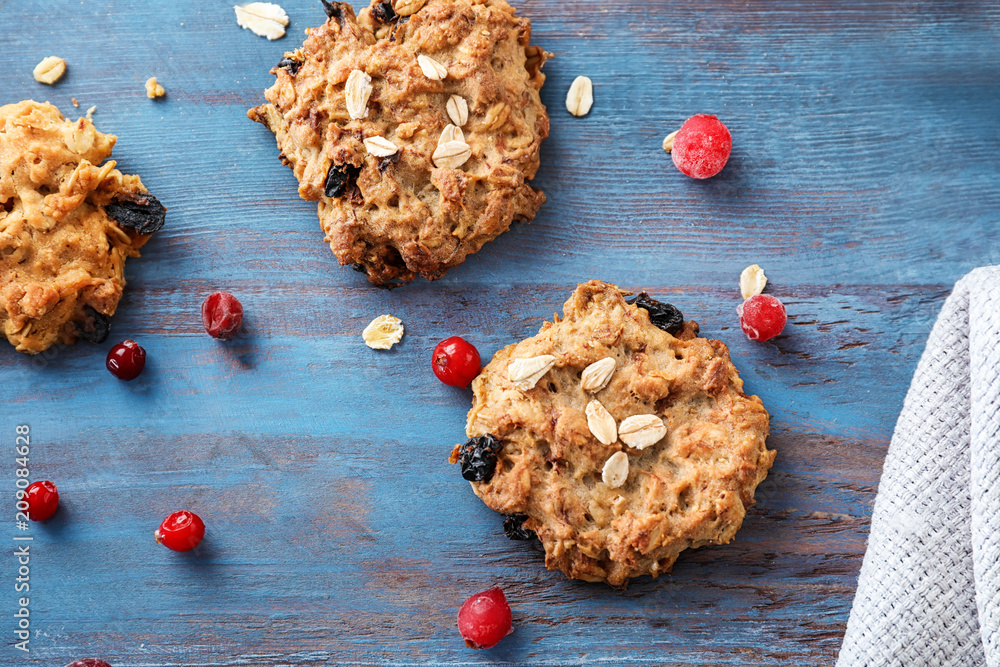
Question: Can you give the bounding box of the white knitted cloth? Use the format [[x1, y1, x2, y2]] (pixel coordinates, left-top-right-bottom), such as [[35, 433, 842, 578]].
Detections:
[[838, 267, 1000, 667]]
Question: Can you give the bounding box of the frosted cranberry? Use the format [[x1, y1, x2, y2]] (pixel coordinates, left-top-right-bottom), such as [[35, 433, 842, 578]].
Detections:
[[155, 510, 205, 552], [106, 339, 146, 380], [737, 294, 787, 341], [25, 480, 59, 521], [432, 336, 481, 388], [457, 586, 513, 649], [64, 660, 112, 667], [671, 114, 732, 179], [202, 291, 244, 339]]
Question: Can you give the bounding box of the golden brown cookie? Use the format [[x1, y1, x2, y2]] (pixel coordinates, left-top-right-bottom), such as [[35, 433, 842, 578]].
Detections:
[[248, 0, 549, 286], [451, 280, 775, 587], [0, 100, 165, 354]]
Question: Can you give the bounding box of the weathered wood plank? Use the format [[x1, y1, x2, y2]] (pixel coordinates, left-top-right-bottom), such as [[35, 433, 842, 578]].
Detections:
[[1, 0, 998, 663]]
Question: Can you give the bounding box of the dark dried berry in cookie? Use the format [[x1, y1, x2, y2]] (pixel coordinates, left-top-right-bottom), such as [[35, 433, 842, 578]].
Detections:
[[458, 434, 502, 482], [372, 1, 396, 22], [629, 292, 684, 335], [321, 0, 347, 21], [502, 514, 534, 540], [377, 153, 399, 173], [75, 306, 110, 344], [105, 191, 167, 234], [324, 163, 361, 198], [276, 56, 303, 76], [64, 660, 113, 667]]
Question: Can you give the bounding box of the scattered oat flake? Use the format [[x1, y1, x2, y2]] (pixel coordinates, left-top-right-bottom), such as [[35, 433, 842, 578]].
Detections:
[[145, 77, 166, 99], [33, 56, 66, 85], [432, 140, 472, 169], [662, 129, 678, 153], [566, 75, 593, 117], [362, 315, 404, 350], [393, 0, 427, 16], [364, 136, 398, 157], [586, 399, 618, 445], [618, 414, 666, 450], [234, 3, 289, 40], [740, 264, 768, 300], [71, 97, 79, 108], [417, 54, 447, 80], [345, 69, 373, 120], [446, 95, 469, 127], [85, 106, 97, 120], [602, 451, 629, 488], [581, 357, 616, 392], [507, 355, 556, 391], [438, 124, 465, 146]]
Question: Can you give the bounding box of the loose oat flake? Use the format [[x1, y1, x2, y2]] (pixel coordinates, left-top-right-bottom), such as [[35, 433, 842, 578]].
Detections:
[[581, 357, 616, 392], [508, 355, 556, 390], [417, 54, 447, 81], [432, 140, 472, 169], [446, 95, 469, 127], [33, 57, 66, 85], [586, 399, 618, 445], [565, 75, 593, 117], [362, 315, 404, 350], [145, 77, 166, 99], [602, 451, 629, 488], [618, 414, 667, 450], [661, 130, 678, 153], [438, 124, 465, 146], [740, 264, 768, 300], [234, 3, 289, 41], [364, 136, 398, 157], [345, 69, 374, 120]]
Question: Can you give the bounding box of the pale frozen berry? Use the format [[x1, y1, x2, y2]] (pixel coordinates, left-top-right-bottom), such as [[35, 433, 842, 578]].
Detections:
[[202, 291, 244, 339], [737, 294, 787, 341], [670, 114, 732, 179], [457, 586, 513, 649]]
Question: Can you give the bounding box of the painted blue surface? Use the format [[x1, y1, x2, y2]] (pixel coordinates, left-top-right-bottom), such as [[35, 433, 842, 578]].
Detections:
[[1, 0, 998, 664]]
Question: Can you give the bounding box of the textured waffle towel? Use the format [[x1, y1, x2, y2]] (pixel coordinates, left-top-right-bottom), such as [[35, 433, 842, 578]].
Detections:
[[838, 267, 1000, 666]]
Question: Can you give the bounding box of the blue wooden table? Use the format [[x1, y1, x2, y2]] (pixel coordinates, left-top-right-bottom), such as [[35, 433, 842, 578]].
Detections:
[[2, 0, 999, 664]]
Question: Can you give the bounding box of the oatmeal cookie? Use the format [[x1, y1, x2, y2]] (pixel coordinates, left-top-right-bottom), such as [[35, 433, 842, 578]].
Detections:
[[451, 280, 775, 586], [248, 0, 549, 286], [0, 100, 165, 354]]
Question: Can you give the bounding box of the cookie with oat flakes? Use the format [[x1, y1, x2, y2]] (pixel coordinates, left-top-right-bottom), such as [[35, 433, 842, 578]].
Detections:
[[451, 280, 775, 587], [248, 0, 549, 286], [0, 100, 165, 354]]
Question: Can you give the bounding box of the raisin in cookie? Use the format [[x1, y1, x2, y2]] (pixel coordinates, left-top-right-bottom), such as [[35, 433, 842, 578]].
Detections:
[[248, 0, 549, 286], [0, 100, 165, 354], [451, 280, 775, 587]]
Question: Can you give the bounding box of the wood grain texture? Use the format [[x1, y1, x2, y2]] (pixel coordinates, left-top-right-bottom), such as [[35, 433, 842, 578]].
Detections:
[[0, 0, 997, 664]]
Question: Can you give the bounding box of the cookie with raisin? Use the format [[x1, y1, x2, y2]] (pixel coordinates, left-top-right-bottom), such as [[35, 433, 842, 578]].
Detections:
[[451, 280, 775, 587], [248, 0, 549, 286], [0, 100, 165, 354]]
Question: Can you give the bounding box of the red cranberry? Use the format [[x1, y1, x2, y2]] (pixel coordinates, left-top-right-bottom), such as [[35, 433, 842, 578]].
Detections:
[[64, 660, 113, 667], [155, 510, 205, 552], [670, 114, 732, 179], [457, 586, 513, 649], [432, 336, 482, 387], [25, 480, 59, 521], [202, 291, 244, 339], [106, 339, 146, 380], [737, 294, 787, 341]]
